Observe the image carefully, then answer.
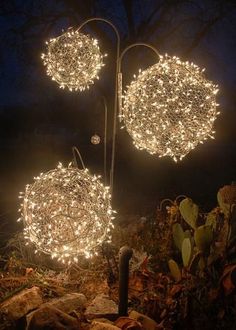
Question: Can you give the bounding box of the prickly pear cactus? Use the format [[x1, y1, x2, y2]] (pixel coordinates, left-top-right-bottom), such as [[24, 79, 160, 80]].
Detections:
[[194, 225, 213, 252], [189, 252, 201, 273], [198, 256, 206, 271], [179, 198, 198, 229], [172, 223, 185, 251], [217, 183, 236, 217], [182, 238, 192, 267], [205, 211, 217, 230], [184, 229, 194, 248], [168, 259, 182, 282]]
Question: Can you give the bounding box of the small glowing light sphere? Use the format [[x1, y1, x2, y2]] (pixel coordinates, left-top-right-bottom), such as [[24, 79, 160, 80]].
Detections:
[[121, 54, 219, 161], [41, 29, 105, 91], [91, 134, 101, 145], [18, 163, 115, 264]]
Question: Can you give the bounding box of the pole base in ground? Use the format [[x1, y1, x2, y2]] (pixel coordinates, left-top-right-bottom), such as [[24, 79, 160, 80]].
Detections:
[[118, 246, 133, 316]]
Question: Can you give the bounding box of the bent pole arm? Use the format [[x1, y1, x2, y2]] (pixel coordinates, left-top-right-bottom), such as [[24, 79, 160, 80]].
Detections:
[[72, 146, 86, 169], [119, 42, 161, 68], [118, 42, 160, 120], [77, 17, 120, 44]]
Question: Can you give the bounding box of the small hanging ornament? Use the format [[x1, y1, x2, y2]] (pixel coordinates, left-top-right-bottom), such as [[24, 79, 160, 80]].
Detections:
[[91, 134, 101, 145]]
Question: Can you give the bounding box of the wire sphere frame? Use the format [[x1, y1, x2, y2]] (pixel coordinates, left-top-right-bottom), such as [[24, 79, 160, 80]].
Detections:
[[121, 54, 219, 161], [41, 28, 106, 91], [19, 161, 115, 264]]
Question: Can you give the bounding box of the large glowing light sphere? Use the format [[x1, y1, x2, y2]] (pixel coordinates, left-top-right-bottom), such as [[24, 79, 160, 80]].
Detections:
[[18, 163, 115, 264], [41, 29, 105, 91], [121, 55, 219, 161]]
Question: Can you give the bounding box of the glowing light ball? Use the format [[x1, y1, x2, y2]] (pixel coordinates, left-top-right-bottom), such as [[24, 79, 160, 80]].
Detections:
[[18, 163, 115, 264], [121, 54, 219, 161], [41, 29, 105, 91]]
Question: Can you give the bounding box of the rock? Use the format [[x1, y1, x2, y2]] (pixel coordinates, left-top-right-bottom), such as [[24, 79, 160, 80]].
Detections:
[[0, 286, 43, 320], [92, 318, 114, 325], [129, 310, 158, 330], [85, 294, 118, 320], [49, 292, 86, 313], [27, 292, 86, 326], [27, 305, 80, 330], [90, 320, 120, 330], [115, 316, 143, 329]]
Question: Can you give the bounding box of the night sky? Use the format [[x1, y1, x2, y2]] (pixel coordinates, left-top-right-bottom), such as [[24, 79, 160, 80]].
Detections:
[[0, 0, 236, 238]]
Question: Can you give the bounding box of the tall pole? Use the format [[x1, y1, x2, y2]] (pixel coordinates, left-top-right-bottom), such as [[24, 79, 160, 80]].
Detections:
[[102, 96, 108, 185], [77, 18, 120, 195]]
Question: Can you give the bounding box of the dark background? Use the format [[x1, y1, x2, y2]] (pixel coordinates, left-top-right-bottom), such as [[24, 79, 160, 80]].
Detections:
[[0, 0, 236, 239]]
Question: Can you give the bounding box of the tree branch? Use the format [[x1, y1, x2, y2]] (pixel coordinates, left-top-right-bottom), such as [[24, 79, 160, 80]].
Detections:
[[182, 14, 223, 56]]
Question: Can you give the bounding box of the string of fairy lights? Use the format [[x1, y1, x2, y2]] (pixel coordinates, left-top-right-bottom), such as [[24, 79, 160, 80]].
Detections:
[[18, 22, 220, 264], [18, 163, 115, 264], [120, 54, 219, 161]]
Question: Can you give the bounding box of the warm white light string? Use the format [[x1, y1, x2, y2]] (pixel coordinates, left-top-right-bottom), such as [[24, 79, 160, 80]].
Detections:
[[120, 54, 219, 161], [18, 163, 115, 264], [41, 29, 106, 91]]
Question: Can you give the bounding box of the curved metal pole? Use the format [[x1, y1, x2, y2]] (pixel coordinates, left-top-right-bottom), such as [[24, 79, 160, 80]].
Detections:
[[77, 18, 120, 196], [77, 18, 120, 42], [118, 43, 160, 120], [76, 21, 160, 196], [72, 146, 86, 169], [119, 42, 160, 66]]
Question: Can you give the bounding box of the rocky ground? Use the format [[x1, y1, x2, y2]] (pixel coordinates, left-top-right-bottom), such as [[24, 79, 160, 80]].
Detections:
[[1, 285, 156, 330], [0, 258, 163, 330], [1, 192, 236, 329]]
